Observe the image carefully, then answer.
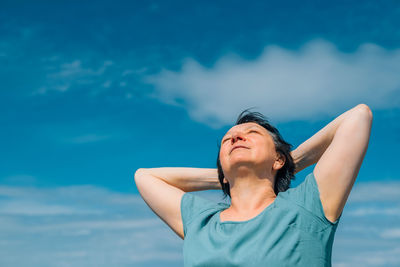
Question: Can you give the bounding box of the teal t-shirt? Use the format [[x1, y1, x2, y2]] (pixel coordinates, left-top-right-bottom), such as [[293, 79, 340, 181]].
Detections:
[[180, 171, 340, 267]]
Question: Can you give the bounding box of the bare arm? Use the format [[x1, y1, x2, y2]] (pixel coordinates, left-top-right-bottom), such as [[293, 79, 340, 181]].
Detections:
[[290, 104, 368, 174], [290, 104, 373, 222], [138, 167, 221, 192], [134, 167, 220, 240]]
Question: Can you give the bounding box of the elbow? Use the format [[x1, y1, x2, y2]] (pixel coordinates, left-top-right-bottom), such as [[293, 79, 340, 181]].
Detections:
[[134, 168, 148, 181], [134, 168, 149, 191], [356, 104, 373, 121]]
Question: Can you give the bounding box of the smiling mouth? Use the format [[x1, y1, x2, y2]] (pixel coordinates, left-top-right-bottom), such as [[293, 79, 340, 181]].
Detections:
[[230, 146, 249, 154]]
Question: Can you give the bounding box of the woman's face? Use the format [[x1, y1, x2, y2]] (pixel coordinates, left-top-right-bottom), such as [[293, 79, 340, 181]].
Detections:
[[219, 122, 280, 182]]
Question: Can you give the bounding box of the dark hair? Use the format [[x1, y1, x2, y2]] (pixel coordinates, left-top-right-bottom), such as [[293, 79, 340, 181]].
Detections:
[[216, 108, 296, 200]]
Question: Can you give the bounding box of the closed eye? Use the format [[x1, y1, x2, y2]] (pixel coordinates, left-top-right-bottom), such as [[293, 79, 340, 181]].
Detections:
[[249, 130, 260, 135], [222, 130, 259, 143]]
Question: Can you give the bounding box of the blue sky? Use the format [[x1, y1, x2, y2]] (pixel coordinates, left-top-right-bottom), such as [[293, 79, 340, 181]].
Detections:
[[1, 1, 399, 266]]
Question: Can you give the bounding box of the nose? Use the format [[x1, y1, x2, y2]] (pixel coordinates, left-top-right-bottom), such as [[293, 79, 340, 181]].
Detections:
[[231, 131, 246, 143]]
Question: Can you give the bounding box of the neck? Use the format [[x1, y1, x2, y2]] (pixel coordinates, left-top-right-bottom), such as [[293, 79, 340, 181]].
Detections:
[[227, 168, 276, 216]]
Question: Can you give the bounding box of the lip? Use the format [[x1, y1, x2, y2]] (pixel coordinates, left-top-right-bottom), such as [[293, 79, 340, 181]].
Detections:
[[230, 145, 249, 154]]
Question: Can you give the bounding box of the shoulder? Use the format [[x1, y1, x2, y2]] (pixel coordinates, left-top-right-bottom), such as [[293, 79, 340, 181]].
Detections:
[[181, 193, 223, 236], [278, 171, 340, 226], [280, 171, 317, 200], [181, 192, 219, 211]]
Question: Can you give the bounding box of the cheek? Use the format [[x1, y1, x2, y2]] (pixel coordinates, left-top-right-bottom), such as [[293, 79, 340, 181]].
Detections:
[[218, 149, 225, 163], [220, 148, 228, 159], [257, 145, 273, 161], [219, 148, 229, 166]]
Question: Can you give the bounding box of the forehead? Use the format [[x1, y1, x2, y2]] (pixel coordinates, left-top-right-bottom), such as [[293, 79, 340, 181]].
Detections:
[[224, 122, 267, 135]]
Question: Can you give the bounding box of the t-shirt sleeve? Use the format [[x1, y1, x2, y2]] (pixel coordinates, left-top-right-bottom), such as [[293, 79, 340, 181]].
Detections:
[[180, 192, 217, 237], [283, 171, 340, 225]]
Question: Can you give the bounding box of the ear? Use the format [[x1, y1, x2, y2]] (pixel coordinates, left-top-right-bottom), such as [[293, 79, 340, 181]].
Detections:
[[273, 152, 286, 171], [223, 177, 228, 183]]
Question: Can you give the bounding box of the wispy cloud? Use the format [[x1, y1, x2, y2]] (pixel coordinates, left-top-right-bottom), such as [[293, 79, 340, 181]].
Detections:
[[0, 200, 100, 215], [348, 206, 400, 216], [381, 228, 400, 239], [332, 179, 400, 266], [334, 247, 400, 267], [0, 183, 183, 266], [33, 60, 114, 95], [37, 118, 127, 145], [348, 181, 400, 202], [0, 180, 399, 266], [144, 39, 400, 128]]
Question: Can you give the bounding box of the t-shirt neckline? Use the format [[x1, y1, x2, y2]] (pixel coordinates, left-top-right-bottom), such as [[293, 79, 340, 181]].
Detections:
[[217, 196, 278, 224]]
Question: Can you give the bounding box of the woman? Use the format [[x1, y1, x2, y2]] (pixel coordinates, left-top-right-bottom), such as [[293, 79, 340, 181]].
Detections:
[[134, 104, 373, 266]]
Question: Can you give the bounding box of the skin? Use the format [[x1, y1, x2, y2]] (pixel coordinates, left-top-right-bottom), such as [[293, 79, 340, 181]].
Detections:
[[218, 122, 285, 221], [134, 104, 373, 240]]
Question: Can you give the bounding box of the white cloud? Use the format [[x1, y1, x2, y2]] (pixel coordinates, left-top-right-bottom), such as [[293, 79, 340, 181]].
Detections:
[[0, 184, 183, 267], [381, 228, 400, 239], [0, 200, 101, 215], [348, 181, 400, 202], [333, 246, 400, 267], [122, 67, 148, 76], [348, 207, 400, 217], [0, 180, 399, 266], [32, 59, 114, 95], [144, 39, 400, 128]]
